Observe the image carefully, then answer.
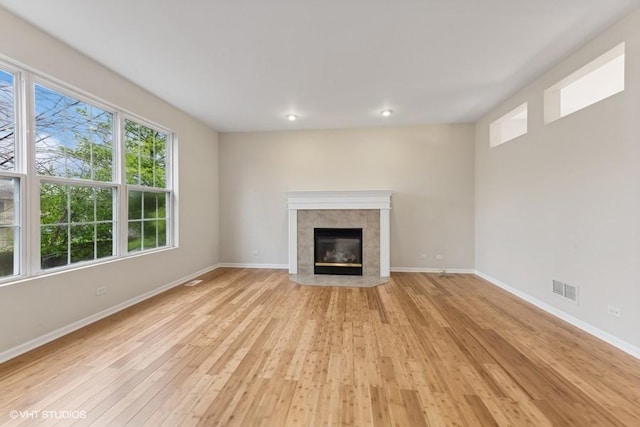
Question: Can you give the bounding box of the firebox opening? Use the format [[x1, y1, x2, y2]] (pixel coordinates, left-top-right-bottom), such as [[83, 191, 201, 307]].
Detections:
[[314, 228, 363, 276]]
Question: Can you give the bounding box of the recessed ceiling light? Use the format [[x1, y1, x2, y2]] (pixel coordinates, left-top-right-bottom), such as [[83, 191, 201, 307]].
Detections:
[[381, 109, 393, 117], [286, 114, 298, 121]]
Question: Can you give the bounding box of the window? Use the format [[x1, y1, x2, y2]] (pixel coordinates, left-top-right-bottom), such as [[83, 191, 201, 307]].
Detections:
[[0, 178, 19, 278], [545, 43, 625, 123], [0, 67, 20, 280], [0, 69, 16, 171], [35, 84, 113, 181], [0, 57, 175, 284], [125, 119, 170, 253], [125, 119, 167, 188], [128, 191, 167, 251], [489, 102, 528, 147], [40, 184, 114, 269], [35, 83, 117, 270]]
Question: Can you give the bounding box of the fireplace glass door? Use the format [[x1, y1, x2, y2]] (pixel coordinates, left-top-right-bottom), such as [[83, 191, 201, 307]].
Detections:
[[314, 228, 363, 275]]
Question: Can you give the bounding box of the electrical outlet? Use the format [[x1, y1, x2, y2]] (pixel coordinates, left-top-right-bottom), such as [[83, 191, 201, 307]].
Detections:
[[252, 249, 260, 256], [418, 253, 427, 260], [96, 287, 107, 296], [607, 306, 622, 318], [435, 254, 444, 260]]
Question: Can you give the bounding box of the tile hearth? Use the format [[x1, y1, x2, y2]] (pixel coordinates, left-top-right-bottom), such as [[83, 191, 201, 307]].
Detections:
[[289, 274, 389, 288]]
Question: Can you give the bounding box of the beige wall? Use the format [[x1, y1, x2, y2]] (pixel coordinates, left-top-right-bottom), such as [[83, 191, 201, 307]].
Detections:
[[220, 124, 475, 270], [475, 9, 640, 349], [0, 9, 219, 355]]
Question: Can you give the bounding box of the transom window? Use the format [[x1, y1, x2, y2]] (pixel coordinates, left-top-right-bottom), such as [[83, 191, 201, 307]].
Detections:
[[489, 102, 528, 147], [544, 43, 625, 123]]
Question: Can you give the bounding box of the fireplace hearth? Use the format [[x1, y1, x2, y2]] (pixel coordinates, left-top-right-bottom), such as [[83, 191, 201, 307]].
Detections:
[[314, 228, 363, 275]]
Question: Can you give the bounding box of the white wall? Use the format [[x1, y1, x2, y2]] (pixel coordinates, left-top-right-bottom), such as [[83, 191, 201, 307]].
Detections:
[[220, 124, 475, 270], [0, 9, 219, 356], [475, 9, 640, 349]]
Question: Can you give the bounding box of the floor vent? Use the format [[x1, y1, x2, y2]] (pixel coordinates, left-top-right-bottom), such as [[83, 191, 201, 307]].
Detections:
[[553, 280, 578, 304], [185, 279, 204, 287]]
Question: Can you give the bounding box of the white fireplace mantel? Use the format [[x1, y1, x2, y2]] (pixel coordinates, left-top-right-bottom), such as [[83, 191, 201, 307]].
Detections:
[[286, 190, 392, 277]]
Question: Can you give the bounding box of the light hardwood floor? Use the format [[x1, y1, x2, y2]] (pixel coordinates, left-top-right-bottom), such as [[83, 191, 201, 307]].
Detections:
[[1, 269, 639, 426]]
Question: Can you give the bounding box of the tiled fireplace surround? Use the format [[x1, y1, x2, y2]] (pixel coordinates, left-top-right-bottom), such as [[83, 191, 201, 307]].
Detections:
[[286, 191, 392, 278]]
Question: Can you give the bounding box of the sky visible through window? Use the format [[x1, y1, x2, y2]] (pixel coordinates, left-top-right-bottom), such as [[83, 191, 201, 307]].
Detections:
[[35, 84, 113, 181], [0, 69, 15, 171]]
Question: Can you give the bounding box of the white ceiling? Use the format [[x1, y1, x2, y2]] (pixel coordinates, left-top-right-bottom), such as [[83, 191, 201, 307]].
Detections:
[[1, 0, 638, 132]]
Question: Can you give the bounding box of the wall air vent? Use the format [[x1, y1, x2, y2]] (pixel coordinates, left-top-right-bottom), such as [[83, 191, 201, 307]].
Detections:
[[564, 284, 578, 302], [553, 280, 564, 296], [553, 280, 579, 304]]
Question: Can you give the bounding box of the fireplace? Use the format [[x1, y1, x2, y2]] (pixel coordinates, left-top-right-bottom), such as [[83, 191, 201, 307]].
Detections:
[[314, 228, 363, 275], [286, 190, 392, 278]]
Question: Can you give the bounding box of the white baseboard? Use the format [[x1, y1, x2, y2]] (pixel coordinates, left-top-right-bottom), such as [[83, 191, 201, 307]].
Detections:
[[0, 264, 220, 365], [217, 263, 289, 269], [216, 264, 476, 274], [217, 264, 475, 274], [475, 271, 640, 360], [391, 267, 475, 274]]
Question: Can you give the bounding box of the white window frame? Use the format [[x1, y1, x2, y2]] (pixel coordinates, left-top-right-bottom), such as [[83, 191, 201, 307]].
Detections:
[[0, 61, 26, 282], [31, 76, 120, 274], [0, 57, 177, 286], [121, 115, 174, 254]]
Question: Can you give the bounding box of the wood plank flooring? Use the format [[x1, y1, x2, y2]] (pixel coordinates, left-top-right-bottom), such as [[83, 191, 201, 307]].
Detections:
[[1, 268, 639, 426]]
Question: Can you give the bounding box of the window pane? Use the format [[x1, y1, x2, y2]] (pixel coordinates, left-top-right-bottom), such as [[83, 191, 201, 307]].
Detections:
[[70, 224, 94, 263], [96, 188, 113, 222], [70, 185, 94, 223], [489, 103, 528, 147], [0, 227, 16, 277], [40, 183, 68, 225], [157, 192, 167, 219], [128, 221, 141, 252], [93, 111, 113, 182], [125, 121, 140, 185], [143, 192, 157, 219], [127, 190, 170, 253], [41, 225, 68, 269], [40, 182, 115, 269], [125, 119, 168, 189], [157, 219, 167, 247], [0, 178, 19, 278], [143, 220, 157, 249], [545, 43, 625, 123], [129, 190, 142, 220], [154, 133, 167, 187], [0, 177, 17, 226], [35, 85, 113, 181], [0, 69, 15, 171], [97, 222, 113, 259]]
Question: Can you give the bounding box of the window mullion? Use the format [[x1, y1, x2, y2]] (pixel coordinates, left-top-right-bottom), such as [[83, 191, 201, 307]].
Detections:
[[23, 71, 41, 276], [117, 113, 127, 257], [16, 69, 28, 278], [66, 184, 71, 266]]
